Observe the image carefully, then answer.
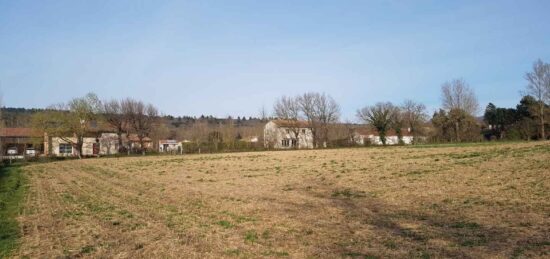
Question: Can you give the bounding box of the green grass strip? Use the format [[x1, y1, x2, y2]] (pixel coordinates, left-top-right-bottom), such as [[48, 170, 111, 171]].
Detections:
[[0, 165, 28, 257]]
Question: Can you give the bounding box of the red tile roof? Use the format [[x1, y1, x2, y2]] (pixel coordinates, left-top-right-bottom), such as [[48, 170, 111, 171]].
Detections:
[[0, 128, 42, 137]]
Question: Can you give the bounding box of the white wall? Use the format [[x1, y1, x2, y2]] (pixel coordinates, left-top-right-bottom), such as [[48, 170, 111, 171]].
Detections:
[[50, 134, 120, 156], [264, 121, 314, 149], [50, 137, 77, 156], [354, 134, 414, 145], [159, 142, 182, 153]]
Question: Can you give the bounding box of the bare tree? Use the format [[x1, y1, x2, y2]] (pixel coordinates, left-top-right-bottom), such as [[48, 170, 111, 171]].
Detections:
[[441, 79, 479, 116], [273, 96, 300, 121], [273, 95, 302, 148], [220, 117, 237, 150], [315, 93, 340, 146], [297, 92, 320, 147], [102, 99, 126, 152], [271, 92, 341, 148], [401, 99, 428, 143], [524, 59, 550, 140], [121, 99, 158, 155], [190, 120, 210, 144], [357, 102, 397, 145]]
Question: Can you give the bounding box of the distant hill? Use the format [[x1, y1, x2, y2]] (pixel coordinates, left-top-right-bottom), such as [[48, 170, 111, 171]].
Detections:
[[162, 114, 266, 128], [1, 107, 267, 129], [1, 107, 47, 127]]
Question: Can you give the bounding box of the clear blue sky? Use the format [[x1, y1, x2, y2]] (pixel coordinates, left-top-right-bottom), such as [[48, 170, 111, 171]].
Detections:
[[1, 0, 549, 121]]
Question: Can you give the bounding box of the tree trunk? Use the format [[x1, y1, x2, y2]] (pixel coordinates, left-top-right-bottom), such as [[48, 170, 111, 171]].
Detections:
[[117, 132, 123, 153], [381, 135, 386, 145], [455, 121, 461, 142], [141, 139, 146, 155], [540, 104, 545, 140], [310, 128, 317, 148], [76, 142, 82, 159], [410, 125, 417, 144], [295, 130, 300, 149], [75, 136, 84, 159], [323, 126, 329, 148]]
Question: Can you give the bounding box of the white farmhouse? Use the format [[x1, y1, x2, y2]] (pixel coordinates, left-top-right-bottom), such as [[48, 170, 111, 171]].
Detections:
[[264, 120, 314, 149]]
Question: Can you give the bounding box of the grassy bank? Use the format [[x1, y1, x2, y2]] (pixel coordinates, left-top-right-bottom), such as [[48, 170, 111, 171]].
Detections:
[[0, 165, 28, 257]]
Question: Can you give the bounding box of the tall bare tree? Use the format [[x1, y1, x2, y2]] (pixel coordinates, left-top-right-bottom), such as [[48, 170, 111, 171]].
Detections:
[[441, 79, 479, 142], [102, 99, 127, 152], [357, 102, 397, 145], [121, 99, 158, 154], [524, 59, 550, 140], [297, 92, 319, 147], [401, 99, 428, 143], [441, 79, 479, 116], [314, 93, 340, 146], [270, 92, 341, 148], [273, 96, 300, 121], [273, 95, 302, 148], [32, 93, 102, 159]]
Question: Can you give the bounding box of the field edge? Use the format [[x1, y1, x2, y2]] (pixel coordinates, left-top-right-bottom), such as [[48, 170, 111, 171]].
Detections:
[[0, 165, 28, 257]]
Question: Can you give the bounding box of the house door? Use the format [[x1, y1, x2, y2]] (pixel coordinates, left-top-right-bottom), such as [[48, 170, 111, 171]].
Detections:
[[93, 143, 100, 155]]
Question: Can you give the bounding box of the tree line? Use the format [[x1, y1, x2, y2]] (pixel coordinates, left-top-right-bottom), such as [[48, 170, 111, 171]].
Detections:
[[4, 58, 548, 157], [32, 95, 159, 158], [482, 59, 550, 141], [271, 59, 550, 145], [28, 95, 267, 157]]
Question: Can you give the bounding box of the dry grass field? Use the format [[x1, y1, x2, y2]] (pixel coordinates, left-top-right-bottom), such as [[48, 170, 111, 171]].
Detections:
[[12, 142, 550, 258]]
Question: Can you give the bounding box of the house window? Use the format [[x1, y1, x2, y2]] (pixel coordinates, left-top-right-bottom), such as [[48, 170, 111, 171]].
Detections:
[[291, 139, 298, 147], [286, 129, 290, 134], [59, 144, 72, 154], [281, 139, 290, 147], [302, 129, 306, 134]]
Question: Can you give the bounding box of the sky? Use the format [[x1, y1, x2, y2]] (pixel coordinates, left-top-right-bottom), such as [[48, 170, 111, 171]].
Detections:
[[1, 0, 549, 121]]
